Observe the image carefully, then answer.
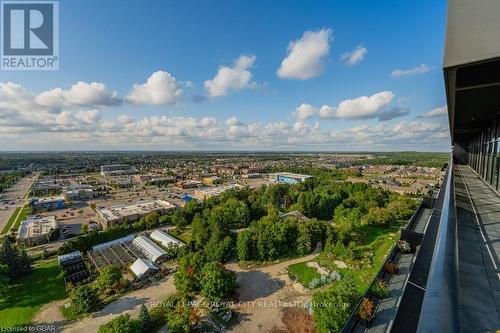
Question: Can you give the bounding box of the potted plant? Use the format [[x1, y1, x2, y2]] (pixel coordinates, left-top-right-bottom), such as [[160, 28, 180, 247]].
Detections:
[[384, 262, 399, 275], [358, 298, 374, 328], [397, 240, 411, 253], [371, 279, 389, 299]]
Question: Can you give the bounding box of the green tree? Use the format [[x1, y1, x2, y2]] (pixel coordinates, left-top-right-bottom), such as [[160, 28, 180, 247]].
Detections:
[[174, 252, 206, 295], [167, 305, 192, 333], [99, 314, 141, 333], [95, 265, 124, 295], [0, 237, 31, 279], [236, 230, 254, 261], [190, 214, 209, 249], [312, 276, 359, 333], [139, 304, 152, 332], [205, 236, 233, 262], [70, 285, 101, 314], [0, 263, 9, 293], [199, 261, 237, 302]]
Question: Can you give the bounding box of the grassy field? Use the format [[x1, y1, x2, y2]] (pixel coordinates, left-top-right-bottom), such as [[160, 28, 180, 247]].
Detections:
[[0, 259, 67, 327], [12, 206, 32, 231], [287, 262, 321, 287], [0, 207, 21, 234], [317, 222, 403, 293]]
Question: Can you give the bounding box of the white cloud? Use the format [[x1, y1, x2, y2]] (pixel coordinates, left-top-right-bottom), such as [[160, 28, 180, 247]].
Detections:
[[277, 29, 332, 80], [225, 116, 243, 127], [420, 105, 447, 118], [390, 64, 431, 78], [204, 55, 257, 98], [75, 110, 101, 124], [36, 81, 121, 109], [340, 45, 367, 66], [316, 91, 395, 120], [126, 71, 183, 106], [294, 103, 317, 121], [336, 91, 394, 119], [318, 105, 336, 119], [0, 82, 37, 111]]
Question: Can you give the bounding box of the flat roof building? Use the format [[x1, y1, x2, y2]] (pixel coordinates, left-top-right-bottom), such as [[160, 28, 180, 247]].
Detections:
[[271, 172, 314, 184], [96, 200, 176, 229], [17, 216, 58, 247], [32, 196, 65, 212], [193, 184, 241, 200], [63, 188, 96, 201], [132, 235, 167, 263], [100, 164, 136, 177]]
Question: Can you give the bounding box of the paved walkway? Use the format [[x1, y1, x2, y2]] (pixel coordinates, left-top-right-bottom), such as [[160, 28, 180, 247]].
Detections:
[[455, 165, 500, 332]]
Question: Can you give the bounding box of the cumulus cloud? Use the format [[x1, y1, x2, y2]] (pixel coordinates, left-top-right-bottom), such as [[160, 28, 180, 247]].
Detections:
[[204, 55, 257, 98], [340, 45, 367, 66], [225, 116, 243, 127], [126, 71, 183, 106], [277, 29, 332, 80], [420, 105, 447, 118], [335, 91, 395, 119], [36, 82, 121, 109], [390, 64, 431, 78], [294, 103, 317, 121], [377, 107, 410, 121], [0, 82, 37, 111]]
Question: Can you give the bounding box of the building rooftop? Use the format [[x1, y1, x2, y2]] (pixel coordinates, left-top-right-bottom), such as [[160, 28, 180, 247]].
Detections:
[[17, 216, 57, 239], [133, 235, 167, 262], [150, 229, 185, 248], [96, 200, 175, 222]]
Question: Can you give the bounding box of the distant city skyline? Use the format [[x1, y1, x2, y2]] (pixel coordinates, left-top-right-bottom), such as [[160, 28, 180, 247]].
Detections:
[[0, 0, 449, 151]]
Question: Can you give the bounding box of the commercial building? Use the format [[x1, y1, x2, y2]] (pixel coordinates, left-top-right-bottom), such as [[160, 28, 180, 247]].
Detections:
[[17, 216, 58, 246], [129, 258, 158, 280], [132, 235, 167, 263], [270, 172, 314, 184], [150, 229, 185, 250], [95, 200, 176, 229], [202, 176, 222, 185], [193, 184, 241, 200], [32, 196, 65, 211], [100, 164, 136, 177], [32, 180, 61, 196], [63, 188, 96, 201], [176, 180, 202, 189]]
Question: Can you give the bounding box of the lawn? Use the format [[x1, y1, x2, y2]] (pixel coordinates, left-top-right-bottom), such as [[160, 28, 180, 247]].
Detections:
[[0, 259, 68, 327], [316, 222, 403, 293], [1, 207, 21, 234], [12, 206, 32, 231], [287, 262, 321, 287]]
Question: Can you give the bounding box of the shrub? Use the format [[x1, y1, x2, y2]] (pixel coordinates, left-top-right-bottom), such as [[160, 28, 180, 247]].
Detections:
[[370, 279, 389, 298], [358, 298, 374, 323], [98, 314, 141, 333], [397, 240, 411, 253], [384, 262, 399, 275], [69, 285, 100, 314]]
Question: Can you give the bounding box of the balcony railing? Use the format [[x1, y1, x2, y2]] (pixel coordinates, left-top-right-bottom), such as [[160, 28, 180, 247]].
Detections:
[[416, 159, 460, 332]]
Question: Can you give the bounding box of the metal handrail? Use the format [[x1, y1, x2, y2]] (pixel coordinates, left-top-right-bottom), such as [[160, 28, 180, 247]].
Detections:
[[416, 159, 460, 332]]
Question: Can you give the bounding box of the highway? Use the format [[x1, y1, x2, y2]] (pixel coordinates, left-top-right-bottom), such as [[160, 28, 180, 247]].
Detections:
[[0, 173, 39, 233]]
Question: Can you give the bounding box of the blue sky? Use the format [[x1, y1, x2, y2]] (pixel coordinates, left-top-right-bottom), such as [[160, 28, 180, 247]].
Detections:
[[0, 0, 451, 151]]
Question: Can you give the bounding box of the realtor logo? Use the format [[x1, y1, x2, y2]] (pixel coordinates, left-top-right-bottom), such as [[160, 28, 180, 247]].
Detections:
[[1, 1, 59, 70]]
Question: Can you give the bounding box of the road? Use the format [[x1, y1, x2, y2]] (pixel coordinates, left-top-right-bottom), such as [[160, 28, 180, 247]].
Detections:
[[0, 173, 39, 233]]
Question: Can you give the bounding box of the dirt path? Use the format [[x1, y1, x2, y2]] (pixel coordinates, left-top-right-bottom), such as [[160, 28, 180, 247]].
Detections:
[[33, 275, 176, 333], [227, 254, 318, 333]]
